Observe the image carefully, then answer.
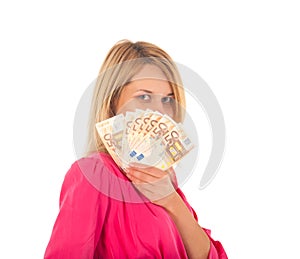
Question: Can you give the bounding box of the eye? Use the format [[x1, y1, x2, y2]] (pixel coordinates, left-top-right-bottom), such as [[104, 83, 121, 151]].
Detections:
[[161, 96, 174, 104], [137, 94, 151, 102]]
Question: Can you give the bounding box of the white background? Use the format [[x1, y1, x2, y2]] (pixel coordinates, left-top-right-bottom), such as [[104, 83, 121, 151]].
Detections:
[[1, 0, 299, 258]]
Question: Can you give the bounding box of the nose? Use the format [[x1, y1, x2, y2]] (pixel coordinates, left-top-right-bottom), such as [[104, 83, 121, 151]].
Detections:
[[148, 96, 174, 118], [151, 98, 164, 113]]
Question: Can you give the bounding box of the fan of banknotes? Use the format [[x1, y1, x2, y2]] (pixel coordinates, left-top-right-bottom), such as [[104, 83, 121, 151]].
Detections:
[[95, 109, 194, 171]]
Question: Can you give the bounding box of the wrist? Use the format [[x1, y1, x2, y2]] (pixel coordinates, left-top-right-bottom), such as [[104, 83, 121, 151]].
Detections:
[[157, 191, 182, 212]]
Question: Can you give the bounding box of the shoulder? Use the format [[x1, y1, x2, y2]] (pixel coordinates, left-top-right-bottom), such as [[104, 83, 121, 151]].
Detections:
[[75, 151, 117, 170], [60, 152, 131, 201], [65, 152, 120, 181], [59, 152, 116, 193], [58, 152, 118, 205]]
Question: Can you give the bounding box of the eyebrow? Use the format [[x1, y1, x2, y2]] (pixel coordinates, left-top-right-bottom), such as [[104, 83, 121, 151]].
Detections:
[[137, 89, 174, 96]]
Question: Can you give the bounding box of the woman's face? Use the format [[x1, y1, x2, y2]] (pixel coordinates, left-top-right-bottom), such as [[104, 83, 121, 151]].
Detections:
[[115, 66, 175, 117]]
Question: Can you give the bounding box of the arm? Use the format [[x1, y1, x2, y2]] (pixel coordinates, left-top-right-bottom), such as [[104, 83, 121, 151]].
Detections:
[[162, 192, 210, 259], [127, 165, 227, 259], [44, 161, 107, 259]]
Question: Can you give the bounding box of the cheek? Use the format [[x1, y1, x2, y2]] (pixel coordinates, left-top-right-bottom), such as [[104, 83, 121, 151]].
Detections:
[[114, 88, 133, 114], [115, 96, 138, 114], [114, 97, 124, 113], [164, 105, 175, 118]]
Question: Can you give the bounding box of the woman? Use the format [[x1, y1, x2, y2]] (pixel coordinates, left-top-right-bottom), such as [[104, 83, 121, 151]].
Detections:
[[44, 40, 228, 259]]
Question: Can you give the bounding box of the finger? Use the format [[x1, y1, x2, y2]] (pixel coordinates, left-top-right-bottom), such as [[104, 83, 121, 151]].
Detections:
[[129, 163, 167, 178], [128, 168, 160, 183], [126, 173, 143, 184], [131, 175, 175, 202]]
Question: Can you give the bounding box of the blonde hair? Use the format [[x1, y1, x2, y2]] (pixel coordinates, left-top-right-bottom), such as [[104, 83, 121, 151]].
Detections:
[[86, 40, 186, 156]]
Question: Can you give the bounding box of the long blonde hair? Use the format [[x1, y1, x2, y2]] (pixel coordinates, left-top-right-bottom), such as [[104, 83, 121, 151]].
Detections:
[[86, 40, 186, 156]]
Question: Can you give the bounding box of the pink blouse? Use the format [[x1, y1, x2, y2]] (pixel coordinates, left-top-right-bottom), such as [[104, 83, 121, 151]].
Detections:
[[44, 152, 227, 258]]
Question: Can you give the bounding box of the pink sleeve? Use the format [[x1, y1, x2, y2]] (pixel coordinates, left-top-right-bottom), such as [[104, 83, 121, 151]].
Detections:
[[44, 161, 108, 259]]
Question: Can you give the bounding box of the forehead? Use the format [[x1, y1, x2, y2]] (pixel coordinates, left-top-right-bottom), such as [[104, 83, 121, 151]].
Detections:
[[124, 79, 173, 95], [125, 64, 172, 95]]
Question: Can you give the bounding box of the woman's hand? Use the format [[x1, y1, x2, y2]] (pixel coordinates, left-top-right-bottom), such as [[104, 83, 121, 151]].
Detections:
[[126, 164, 177, 207], [127, 163, 211, 258]]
